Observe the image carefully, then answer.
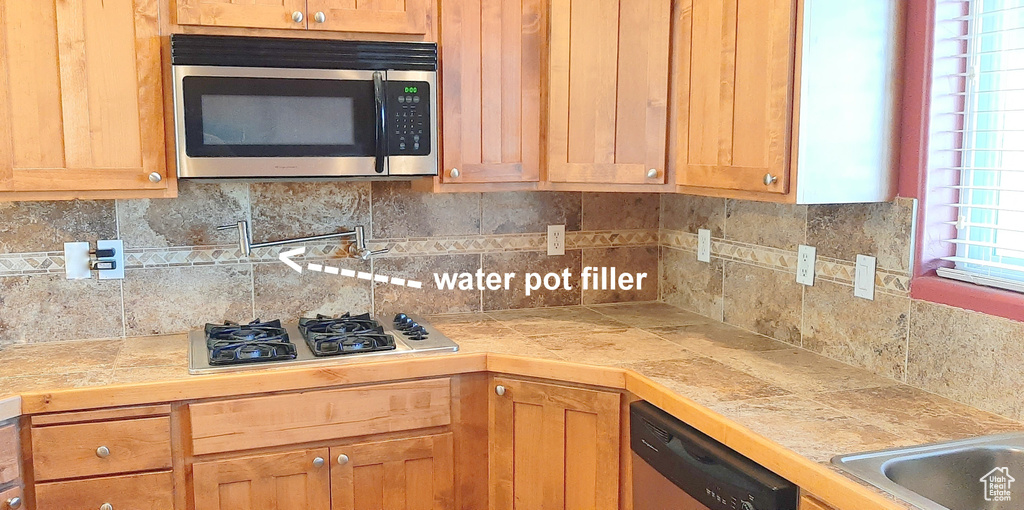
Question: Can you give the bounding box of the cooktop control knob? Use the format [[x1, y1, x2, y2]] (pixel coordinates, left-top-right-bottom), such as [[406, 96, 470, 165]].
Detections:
[[394, 313, 408, 324], [740, 501, 755, 510]]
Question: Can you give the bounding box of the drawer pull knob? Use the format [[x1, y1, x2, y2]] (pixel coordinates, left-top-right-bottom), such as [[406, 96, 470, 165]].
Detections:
[[337, 454, 350, 465], [312, 456, 325, 468], [449, 168, 460, 179], [647, 168, 658, 179], [148, 172, 162, 183], [763, 173, 778, 186], [100, 504, 112, 510], [314, 11, 326, 23], [6, 497, 21, 509], [495, 385, 506, 396], [96, 446, 110, 458], [291, 11, 303, 23]]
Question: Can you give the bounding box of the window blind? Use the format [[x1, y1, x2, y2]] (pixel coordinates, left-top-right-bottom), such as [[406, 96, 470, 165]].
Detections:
[[933, 0, 1024, 293]]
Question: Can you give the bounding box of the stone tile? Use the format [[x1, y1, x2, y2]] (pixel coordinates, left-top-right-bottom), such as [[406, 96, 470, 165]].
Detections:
[[807, 198, 915, 274], [708, 395, 904, 462], [0, 275, 123, 345], [624, 357, 791, 404], [109, 365, 191, 385], [587, 302, 712, 328], [722, 261, 802, 344], [430, 319, 558, 358], [0, 200, 116, 253], [481, 250, 581, 310], [249, 181, 370, 240], [253, 259, 372, 322], [660, 194, 726, 236], [123, 264, 253, 336], [372, 254, 481, 317], [487, 306, 630, 337], [803, 280, 910, 381], [907, 300, 1024, 420], [581, 246, 658, 304], [647, 322, 792, 358], [526, 328, 692, 365], [710, 348, 899, 395], [371, 182, 480, 238], [0, 338, 121, 375], [481, 192, 581, 234], [724, 200, 806, 251], [117, 181, 248, 248], [812, 385, 1024, 443], [0, 371, 114, 392], [661, 247, 724, 321], [115, 335, 189, 368], [583, 193, 660, 231]]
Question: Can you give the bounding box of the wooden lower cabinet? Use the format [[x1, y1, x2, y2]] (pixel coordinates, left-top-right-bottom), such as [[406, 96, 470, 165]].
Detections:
[[192, 448, 331, 510], [35, 471, 173, 510], [489, 376, 621, 510], [800, 494, 836, 510], [331, 433, 454, 510]]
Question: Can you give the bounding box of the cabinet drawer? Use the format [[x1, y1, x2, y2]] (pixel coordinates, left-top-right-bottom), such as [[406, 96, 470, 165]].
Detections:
[[0, 486, 22, 510], [0, 425, 18, 485], [35, 471, 173, 510], [189, 378, 452, 455], [31, 417, 172, 481]]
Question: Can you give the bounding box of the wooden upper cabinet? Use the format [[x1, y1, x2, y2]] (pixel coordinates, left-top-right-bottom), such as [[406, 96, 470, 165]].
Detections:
[[193, 448, 331, 510], [307, 0, 430, 34], [489, 376, 621, 510], [439, 0, 544, 185], [0, 0, 167, 196], [331, 433, 454, 510], [547, 0, 671, 186], [177, 0, 308, 30], [677, 0, 797, 195]]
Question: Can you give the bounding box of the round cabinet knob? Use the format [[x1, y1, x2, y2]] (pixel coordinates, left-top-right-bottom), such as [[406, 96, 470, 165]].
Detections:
[[96, 446, 110, 458], [763, 173, 778, 186], [314, 11, 326, 23], [100, 504, 113, 510], [291, 11, 304, 23], [449, 168, 460, 179], [312, 457, 325, 468], [495, 385, 506, 396], [337, 454, 350, 465], [647, 168, 659, 179], [148, 172, 162, 183], [6, 497, 21, 510]]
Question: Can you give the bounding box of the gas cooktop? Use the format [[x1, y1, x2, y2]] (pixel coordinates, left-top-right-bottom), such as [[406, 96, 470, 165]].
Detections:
[[188, 312, 458, 374]]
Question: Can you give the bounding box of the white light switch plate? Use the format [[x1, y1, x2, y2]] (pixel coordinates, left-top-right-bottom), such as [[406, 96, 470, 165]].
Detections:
[[697, 229, 711, 263], [547, 225, 565, 256], [855, 254, 876, 300], [64, 242, 91, 280], [796, 245, 816, 286]]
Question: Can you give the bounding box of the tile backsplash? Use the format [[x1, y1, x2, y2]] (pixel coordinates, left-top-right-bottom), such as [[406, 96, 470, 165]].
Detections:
[[659, 194, 1024, 421], [0, 182, 658, 344]]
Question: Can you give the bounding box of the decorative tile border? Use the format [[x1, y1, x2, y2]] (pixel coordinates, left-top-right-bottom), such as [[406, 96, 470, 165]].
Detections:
[[660, 229, 911, 296], [0, 229, 660, 276]]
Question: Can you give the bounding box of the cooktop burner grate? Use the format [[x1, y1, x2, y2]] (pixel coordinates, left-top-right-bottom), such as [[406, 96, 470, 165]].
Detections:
[[204, 319, 297, 366], [298, 313, 397, 357]]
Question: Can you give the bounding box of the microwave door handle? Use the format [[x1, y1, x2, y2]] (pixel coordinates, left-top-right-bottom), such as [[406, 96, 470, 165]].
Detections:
[[373, 71, 386, 174]]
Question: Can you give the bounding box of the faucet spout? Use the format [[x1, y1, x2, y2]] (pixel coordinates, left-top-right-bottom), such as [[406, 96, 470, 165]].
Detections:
[[217, 221, 387, 259]]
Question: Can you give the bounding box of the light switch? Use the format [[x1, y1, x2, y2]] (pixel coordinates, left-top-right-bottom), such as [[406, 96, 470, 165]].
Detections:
[[855, 255, 876, 300], [96, 240, 124, 280]]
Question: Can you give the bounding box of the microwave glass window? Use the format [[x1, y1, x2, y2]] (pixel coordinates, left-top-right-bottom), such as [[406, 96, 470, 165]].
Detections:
[[200, 95, 356, 146]]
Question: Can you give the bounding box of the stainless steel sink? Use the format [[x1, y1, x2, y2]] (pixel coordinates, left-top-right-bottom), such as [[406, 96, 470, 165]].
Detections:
[[832, 433, 1024, 510]]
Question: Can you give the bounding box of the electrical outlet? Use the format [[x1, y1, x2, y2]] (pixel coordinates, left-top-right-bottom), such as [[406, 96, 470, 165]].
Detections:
[[547, 225, 565, 256], [697, 229, 712, 263], [796, 245, 816, 286], [855, 255, 876, 300]]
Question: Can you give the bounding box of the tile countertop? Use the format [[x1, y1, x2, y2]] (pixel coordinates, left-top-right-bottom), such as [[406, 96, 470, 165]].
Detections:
[[1, 302, 1021, 509]]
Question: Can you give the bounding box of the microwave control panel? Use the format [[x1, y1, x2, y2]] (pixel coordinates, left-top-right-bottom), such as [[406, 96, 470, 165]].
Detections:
[[388, 81, 431, 156]]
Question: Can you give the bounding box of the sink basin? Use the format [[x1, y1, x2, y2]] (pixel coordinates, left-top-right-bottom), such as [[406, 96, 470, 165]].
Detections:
[[832, 433, 1024, 510]]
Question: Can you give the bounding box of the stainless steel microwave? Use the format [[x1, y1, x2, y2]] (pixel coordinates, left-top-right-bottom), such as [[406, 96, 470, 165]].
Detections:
[[171, 35, 438, 179]]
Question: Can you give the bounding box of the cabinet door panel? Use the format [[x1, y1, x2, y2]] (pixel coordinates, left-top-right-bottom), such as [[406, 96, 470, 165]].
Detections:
[[679, 0, 796, 194], [490, 377, 620, 510], [440, 0, 544, 184], [332, 433, 454, 510], [547, 0, 670, 185], [307, 0, 430, 35], [0, 0, 167, 193], [176, 0, 307, 30], [193, 449, 331, 510]]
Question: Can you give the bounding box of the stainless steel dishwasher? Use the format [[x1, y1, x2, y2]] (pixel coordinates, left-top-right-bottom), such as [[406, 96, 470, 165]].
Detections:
[[631, 401, 798, 510]]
